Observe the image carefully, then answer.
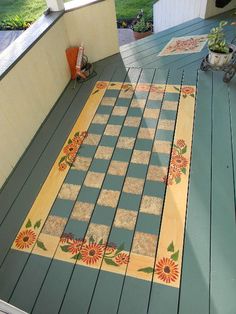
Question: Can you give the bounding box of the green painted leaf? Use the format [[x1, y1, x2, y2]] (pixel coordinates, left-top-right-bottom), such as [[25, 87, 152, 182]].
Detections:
[[175, 176, 181, 184], [167, 241, 175, 252], [181, 146, 187, 154], [66, 160, 72, 166], [98, 239, 103, 245], [71, 252, 82, 260], [115, 243, 125, 255], [59, 156, 66, 164], [173, 86, 180, 91], [190, 94, 195, 98], [74, 132, 80, 137], [36, 240, 47, 251], [25, 219, 32, 228], [34, 220, 41, 229], [181, 167, 187, 174], [104, 258, 118, 266], [171, 250, 179, 261], [60, 245, 70, 252], [89, 235, 95, 243], [110, 83, 116, 86], [138, 267, 154, 273], [93, 90, 99, 95], [68, 139, 72, 144], [183, 94, 187, 98]]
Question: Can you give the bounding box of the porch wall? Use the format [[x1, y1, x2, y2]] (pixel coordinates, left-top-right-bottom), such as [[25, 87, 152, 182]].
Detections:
[[204, 0, 235, 18], [0, 18, 70, 188], [63, 0, 119, 63]]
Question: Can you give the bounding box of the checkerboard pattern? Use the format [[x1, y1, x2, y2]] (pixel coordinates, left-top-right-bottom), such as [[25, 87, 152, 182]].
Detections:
[[13, 80, 193, 284]]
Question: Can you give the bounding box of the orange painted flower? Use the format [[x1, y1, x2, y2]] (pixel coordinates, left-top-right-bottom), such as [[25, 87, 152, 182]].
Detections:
[[67, 152, 77, 163], [115, 253, 129, 265], [155, 257, 179, 283], [171, 155, 188, 168], [72, 136, 83, 147], [15, 229, 36, 249], [96, 82, 108, 90], [163, 175, 173, 186], [60, 233, 74, 243], [81, 243, 104, 265], [59, 163, 67, 171], [105, 243, 117, 254], [68, 239, 83, 255], [150, 85, 164, 93], [177, 139, 186, 148], [63, 143, 77, 156], [181, 86, 195, 95], [136, 84, 150, 92], [169, 164, 181, 179]]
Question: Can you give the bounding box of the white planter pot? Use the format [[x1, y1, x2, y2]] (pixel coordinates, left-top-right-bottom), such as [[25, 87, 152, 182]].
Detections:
[[208, 48, 233, 67]]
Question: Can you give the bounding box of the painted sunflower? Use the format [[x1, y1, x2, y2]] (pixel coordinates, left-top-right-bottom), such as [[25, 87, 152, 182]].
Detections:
[[15, 229, 36, 249], [155, 257, 179, 283], [81, 243, 104, 265]]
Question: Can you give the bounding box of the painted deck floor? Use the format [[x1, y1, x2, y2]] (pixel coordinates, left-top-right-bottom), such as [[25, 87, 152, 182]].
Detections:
[[0, 11, 236, 314]]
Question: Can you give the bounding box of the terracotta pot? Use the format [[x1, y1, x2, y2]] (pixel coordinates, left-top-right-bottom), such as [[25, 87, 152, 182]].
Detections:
[[133, 31, 152, 41]]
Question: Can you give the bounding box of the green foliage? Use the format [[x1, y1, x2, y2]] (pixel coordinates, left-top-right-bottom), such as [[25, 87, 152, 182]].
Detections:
[[208, 21, 230, 54], [0, 15, 32, 30], [115, 0, 153, 21], [132, 17, 151, 33]]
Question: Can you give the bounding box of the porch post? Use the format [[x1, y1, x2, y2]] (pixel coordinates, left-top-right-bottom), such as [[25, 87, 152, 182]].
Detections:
[[46, 0, 65, 11]]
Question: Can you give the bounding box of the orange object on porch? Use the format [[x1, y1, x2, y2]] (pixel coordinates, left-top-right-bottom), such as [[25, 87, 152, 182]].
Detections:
[[66, 47, 79, 80]]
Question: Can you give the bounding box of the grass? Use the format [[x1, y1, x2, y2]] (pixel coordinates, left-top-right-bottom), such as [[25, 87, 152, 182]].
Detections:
[[115, 0, 153, 21], [0, 0, 153, 25]]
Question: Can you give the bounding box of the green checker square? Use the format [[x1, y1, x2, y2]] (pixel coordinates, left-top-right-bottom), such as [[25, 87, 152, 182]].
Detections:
[[135, 139, 153, 151], [90, 159, 110, 173], [119, 192, 141, 211], [103, 175, 124, 190], [146, 100, 161, 109], [105, 89, 120, 97], [78, 145, 97, 158], [120, 126, 138, 138], [50, 199, 74, 218], [96, 106, 113, 115], [127, 163, 147, 179], [144, 180, 165, 198], [160, 110, 177, 120], [127, 107, 143, 117], [116, 98, 131, 107], [109, 227, 133, 251], [109, 115, 125, 125], [113, 148, 132, 162], [155, 129, 173, 142], [164, 92, 180, 101], [100, 135, 117, 147], [141, 118, 157, 129], [65, 169, 86, 186], [91, 205, 116, 226], [150, 152, 170, 167], [88, 123, 106, 134], [64, 220, 87, 239], [135, 213, 160, 235], [133, 91, 149, 99], [78, 186, 100, 203]]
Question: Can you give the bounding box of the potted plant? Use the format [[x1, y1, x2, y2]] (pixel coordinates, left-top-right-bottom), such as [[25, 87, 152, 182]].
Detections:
[[207, 21, 234, 67], [132, 16, 152, 40]]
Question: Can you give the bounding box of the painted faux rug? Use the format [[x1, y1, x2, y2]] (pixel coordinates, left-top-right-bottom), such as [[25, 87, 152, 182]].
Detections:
[[12, 79, 196, 289], [159, 35, 208, 56]]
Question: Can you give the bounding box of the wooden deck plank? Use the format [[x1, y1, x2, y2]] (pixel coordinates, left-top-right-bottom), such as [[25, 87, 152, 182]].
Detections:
[[178, 70, 212, 314], [0, 64, 119, 304], [210, 72, 236, 314], [148, 70, 197, 314], [131, 21, 233, 69], [6, 67, 125, 313], [87, 69, 170, 314], [59, 68, 153, 314], [120, 18, 203, 53]]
